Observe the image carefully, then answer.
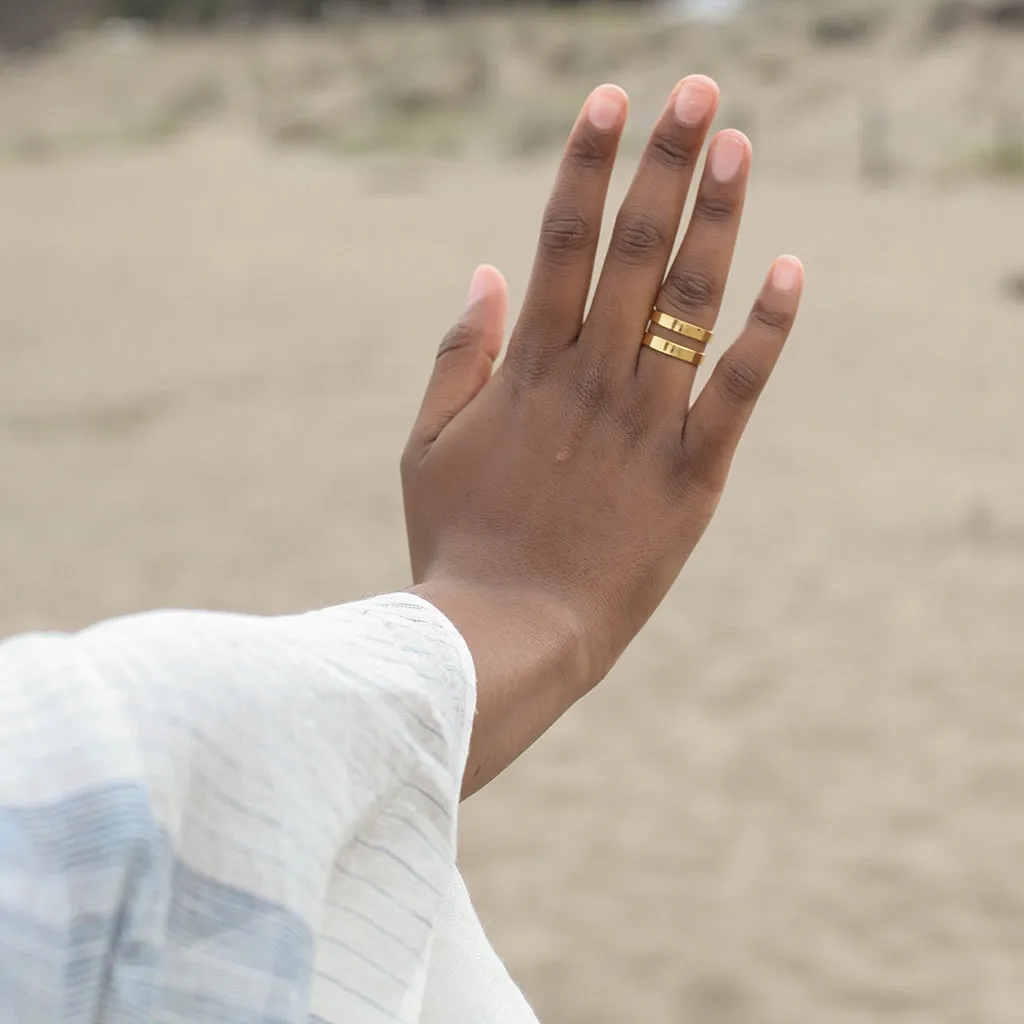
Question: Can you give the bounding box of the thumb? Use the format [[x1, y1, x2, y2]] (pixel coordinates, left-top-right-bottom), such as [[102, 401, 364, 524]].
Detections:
[[411, 264, 508, 449]]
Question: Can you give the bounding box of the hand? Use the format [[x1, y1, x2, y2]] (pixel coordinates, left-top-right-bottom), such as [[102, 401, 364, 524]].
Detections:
[[403, 77, 803, 796]]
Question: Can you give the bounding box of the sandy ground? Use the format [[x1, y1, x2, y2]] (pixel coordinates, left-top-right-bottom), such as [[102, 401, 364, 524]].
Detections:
[[1, 104, 1023, 1023]]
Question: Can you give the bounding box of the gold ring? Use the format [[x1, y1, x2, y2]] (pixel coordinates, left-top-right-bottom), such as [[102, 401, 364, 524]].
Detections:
[[641, 332, 704, 366], [649, 309, 713, 345]]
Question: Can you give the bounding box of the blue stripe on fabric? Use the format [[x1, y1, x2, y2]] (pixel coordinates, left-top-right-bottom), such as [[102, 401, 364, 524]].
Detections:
[[329, 903, 423, 958], [160, 987, 308, 1024], [378, 812, 446, 862], [331, 868, 432, 928], [352, 839, 443, 897], [0, 783, 157, 873], [0, 783, 317, 1023], [401, 783, 450, 819], [314, 971, 403, 1022]]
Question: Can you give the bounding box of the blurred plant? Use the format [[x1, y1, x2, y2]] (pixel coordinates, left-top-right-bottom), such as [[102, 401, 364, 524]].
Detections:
[[0, 72, 222, 162], [270, 103, 469, 156], [980, 105, 1024, 178], [0, 0, 95, 49], [985, 1, 1024, 29], [719, 103, 756, 145], [924, 0, 978, 39], [978, 138, 1024, 178], [102, 0, 330, 24], [934, 106, 1024, 183], [860, 100, 895, 184], [810, 9, 884, 47], [1003, 272, 1024, 303], [502, 102, 577, 158], [127, 75, 224, 141]]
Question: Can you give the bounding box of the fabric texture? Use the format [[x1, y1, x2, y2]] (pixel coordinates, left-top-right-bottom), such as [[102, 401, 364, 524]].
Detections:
[[422, 872, 539, 1024], [0, 593, 538, 1024]]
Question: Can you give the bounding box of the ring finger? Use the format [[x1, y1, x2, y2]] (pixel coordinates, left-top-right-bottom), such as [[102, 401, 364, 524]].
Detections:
[[638, 128, 751, 408]]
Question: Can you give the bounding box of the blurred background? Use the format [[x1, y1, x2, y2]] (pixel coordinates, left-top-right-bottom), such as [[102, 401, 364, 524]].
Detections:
[[1, 0, 1022, 1021]]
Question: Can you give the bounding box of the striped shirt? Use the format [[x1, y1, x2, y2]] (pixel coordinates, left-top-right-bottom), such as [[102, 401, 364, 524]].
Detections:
[[0, 593, 537, 1024]]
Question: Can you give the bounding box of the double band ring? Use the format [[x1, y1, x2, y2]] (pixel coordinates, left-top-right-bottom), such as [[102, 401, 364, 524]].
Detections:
[[641, 307, 713, 366], [641, 332, 704, 366], [649, 309, 713, 345]]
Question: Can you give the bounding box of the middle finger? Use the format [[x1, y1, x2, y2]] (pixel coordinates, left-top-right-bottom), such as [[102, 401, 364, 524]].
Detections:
[[580, 74, 719, 369]]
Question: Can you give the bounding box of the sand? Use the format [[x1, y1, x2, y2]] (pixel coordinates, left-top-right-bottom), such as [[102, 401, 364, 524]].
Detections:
[[2, 13, 1024, 1023]]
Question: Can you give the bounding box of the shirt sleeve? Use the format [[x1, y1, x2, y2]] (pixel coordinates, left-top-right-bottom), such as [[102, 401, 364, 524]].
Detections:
[[421, 871, 540, 1024], [0, 593, 476, 1024]]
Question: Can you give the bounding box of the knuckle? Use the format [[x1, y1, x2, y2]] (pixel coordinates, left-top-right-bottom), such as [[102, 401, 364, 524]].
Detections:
[[716, 354, 765, 405], [400, 440, 421, 479], [539, 209, 594, 262], [501, 344, 541, 390], [648, 131, 695, 171], [750, 300, 793, 335], [568, 131, 611, 170], [660, 267, 718, 313], [436, 320, 476, 360], [617, 392, 654, 445], [652, 426, 688, 485], [678, 444, 726, 502], [612, 214, 669, 265], [692, 194, 736, 224], [569, 359, 613, 411]]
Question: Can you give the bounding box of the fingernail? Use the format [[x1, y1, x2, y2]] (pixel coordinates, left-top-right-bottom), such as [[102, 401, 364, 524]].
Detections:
[[772, 256, 803, 292], [587, 85, 627, 132], [467, 265, 489, 305], [674, 75, 718, 127], [709, 131, 749, 183]]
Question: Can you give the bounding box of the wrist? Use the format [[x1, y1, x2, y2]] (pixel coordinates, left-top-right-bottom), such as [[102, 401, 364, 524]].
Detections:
[[409, 577, 594, 796]]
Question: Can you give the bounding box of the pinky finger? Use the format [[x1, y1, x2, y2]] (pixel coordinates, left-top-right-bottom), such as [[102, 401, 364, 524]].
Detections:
[[681, 255, 804, 492]]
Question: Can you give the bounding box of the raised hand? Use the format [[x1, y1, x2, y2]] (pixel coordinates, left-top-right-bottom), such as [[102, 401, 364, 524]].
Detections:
[[403, 77, 804, 796]]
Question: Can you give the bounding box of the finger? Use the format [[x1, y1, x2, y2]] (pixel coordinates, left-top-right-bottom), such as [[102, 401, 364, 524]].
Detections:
[[408, 265, 508, 453], [508, 84, 627, 370], [681, 256, 804, 492], [639, 130, 751, 408], [581, 75, 719, 368]]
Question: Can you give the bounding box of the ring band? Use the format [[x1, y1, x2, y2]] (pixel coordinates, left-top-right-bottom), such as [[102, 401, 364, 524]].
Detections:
[[641, 332, 704, 367], [649, 309, 713, 345]]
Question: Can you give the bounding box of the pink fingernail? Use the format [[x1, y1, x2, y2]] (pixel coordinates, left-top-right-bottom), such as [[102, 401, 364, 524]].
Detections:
[[709, 131, 749, 183], [772, 256, 803, 292], [587, 85, 627, 132], [468, 265, 489, 304], [674, 75, 718, 127]]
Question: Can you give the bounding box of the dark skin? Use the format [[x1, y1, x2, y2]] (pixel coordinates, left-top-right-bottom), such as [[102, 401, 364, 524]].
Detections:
[[403, 77, 804, 798]]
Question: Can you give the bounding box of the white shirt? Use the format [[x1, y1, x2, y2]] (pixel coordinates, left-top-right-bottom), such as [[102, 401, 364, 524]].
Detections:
[[0, 593, 538, 1024]]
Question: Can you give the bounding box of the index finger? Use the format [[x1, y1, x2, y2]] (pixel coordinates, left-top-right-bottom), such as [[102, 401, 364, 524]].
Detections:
[[507, 85, 627, 370]]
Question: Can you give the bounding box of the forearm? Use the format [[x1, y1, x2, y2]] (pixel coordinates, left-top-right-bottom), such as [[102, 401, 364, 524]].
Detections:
[[411, 579, 591, 798]]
